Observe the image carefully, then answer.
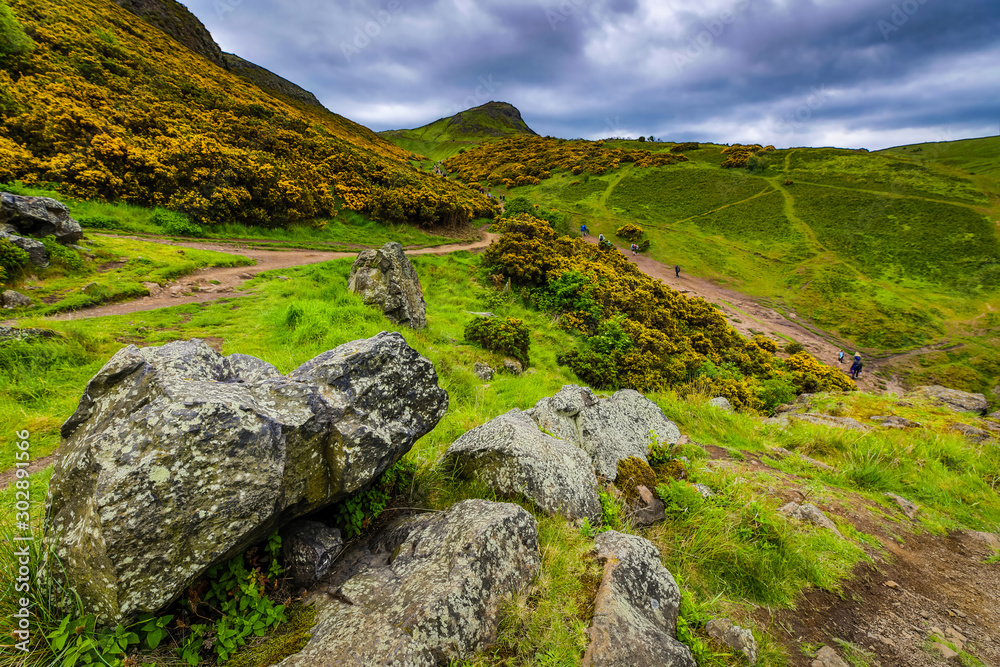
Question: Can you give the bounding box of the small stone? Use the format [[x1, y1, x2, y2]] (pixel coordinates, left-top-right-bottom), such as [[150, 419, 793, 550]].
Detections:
[[812, 645, 849, 667], [928, 626, 944, 638], [884, 580, 899, 589], [503, 358, 523, 375], [693, 483, 715, 499], [473, 362, 494, 381], [885, 492, 919, 520], [778, 502, 843, 538], [920, 610, 931, 619], [707, 396, 734, 412], [1, 290, 33, 309], [705, 618, 757, 665], [932, 642, 959, 660], [239, 272, 254, 279], [276, 275, 290, 281]]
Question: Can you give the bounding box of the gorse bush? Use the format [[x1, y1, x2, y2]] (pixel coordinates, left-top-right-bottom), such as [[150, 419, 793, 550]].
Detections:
[[483, 214, 853, 411], [465, 315, 531, 366], [615, 223, 644, 242]]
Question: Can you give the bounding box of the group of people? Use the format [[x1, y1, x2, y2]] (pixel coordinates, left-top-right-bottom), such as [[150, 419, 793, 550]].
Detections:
[[839, 350, 864, 379], [583, 228, 681, 277]]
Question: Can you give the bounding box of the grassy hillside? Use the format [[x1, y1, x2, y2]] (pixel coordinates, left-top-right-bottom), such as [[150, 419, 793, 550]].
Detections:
[[380, 101, 537, 162], [433, 132, 1000, 401], [0, 0, 497, 228]]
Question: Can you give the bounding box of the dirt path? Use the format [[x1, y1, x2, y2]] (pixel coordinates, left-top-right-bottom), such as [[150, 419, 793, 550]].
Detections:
[[593, 238, 901, 393], [7, 232, 496, 323]]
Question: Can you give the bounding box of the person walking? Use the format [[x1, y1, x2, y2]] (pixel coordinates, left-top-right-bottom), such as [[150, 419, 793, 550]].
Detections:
[[674, 265, 681, 278], [850, 355, 863, 379], [631, 243, 639, 255], [838, 350, 845, 364]]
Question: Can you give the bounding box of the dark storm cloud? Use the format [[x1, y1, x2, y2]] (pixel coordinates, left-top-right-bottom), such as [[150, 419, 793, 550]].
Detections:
[[183, 0, 1000, 148]]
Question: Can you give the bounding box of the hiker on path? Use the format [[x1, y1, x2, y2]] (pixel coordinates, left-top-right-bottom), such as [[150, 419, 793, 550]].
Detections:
[[850, 355, 863, 379], [631, 243, 639, 255], [580, 223, 589, 235], [674, 265, 681, 278], [599, 234, 605, 244], [838, 350, 845, 364]]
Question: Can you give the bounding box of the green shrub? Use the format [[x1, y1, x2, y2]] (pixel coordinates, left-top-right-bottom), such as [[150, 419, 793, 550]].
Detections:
[[615, 223, 644, 242], [0, 1, 33, 58], [0, 237, 28, 279], [784, 341, 804, 355], [41, 236, 84, 271], [670, 142, 699, 153], [464, 315, 531, 366], [153, 208, 206, 237]]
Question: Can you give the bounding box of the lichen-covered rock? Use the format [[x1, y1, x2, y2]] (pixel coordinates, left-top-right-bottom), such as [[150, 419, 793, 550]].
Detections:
[[0, 192, 83, 243], [45, 332, 448, 624], [445, 409, 601, 522], [1, 290, 32, 309], [908, 385, 988, 415], [473, 361, 494, 381], [708, 396, 734, 412], [870, 415, 921, 429], [0, 230, 48, 267], [281, 521, 343, 589], [706, 618, 758, 665], [0, 326, 61, 342], [778, 502, 843, 538], [348, 242, 427, 329], [528, 385, 680, 480], [951, 423, 991, 443], [582, 531, 696, 667], [281, 499, 540, 665]]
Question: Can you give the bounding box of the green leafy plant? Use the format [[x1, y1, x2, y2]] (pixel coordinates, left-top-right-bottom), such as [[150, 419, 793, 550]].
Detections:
[[0, 237, 29, 280], [41, 236, 85, 271], [334, 459, 416, 539], [464, 315, 531, 366], [598, 489, 622, 530], [153, 208, 206, 238]]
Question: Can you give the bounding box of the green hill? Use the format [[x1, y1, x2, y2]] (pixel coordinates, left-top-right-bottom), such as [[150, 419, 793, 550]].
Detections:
[[433, 134, 1000, 400], [0, 0, 497, 229], [380, 101, 537, 162]]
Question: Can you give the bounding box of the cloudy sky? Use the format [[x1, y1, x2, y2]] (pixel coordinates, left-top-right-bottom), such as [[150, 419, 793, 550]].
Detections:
[[184, 0, 999, 149]]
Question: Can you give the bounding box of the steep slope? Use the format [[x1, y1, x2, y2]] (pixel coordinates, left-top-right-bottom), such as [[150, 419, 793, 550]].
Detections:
[[0, 0, 497, 228], [381, 101, 537, 161], [110, 0, 224, 66]]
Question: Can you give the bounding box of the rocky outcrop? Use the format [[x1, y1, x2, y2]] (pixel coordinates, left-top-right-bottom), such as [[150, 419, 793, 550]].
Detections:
[[281, 500, 540, 665], [779, 502, 843, 538], [706, 618, 758, 665], [445, 409, 601, 522], [222, 53, 326, 109], [908, 385, 988, 415], [0, 230, 48, 267], [348, 242, 427, 329], [45, 333, 448, 624], [110, 0, 224, 66], [528, 385, 680, 480], [951, 423, 991, 443], [281, 521, 344, 589], [0, 193, 82, 243], [582, 531, 696, 667], [1, 290, 32, 309]]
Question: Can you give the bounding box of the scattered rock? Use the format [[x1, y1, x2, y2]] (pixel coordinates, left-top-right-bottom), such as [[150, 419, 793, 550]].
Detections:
[[473, 361, 494, 381], [142, 281, 163, 298], [693, 483, 715, 499], [0, 326, 61, 342], [951, 423, 991, 443], [705, 618, 758, 665], [789, 413, 869, 431], [464, 310, 495, 317], [631, 485, 665, 527], [582, 531, 696, 667], [46, 333, 448, 624], [799, 453, 837, 472], [0, 192, 83, 243], [445, 409, 601, 522], [528, 385, 680, 480], [932, 642, 960, 660], [503, 358, 523, 374], [811, 645, 849, 667], [238, 272, 254, 279], [283, 499, 540, 665], [885, 492, 919, 520], [0, 231, 48, 267], [768, 447, 794, 458], [1, 290, 32, 309], [348, 242, 427, 329], [280, 520, 343, 589], [870, 415, 921, 429], [884, 580, 900, 589], [708, 396, 733, 412], [908, 385, 988, 415], [778, 502, 843, 538], [276, 275, 289, 281]]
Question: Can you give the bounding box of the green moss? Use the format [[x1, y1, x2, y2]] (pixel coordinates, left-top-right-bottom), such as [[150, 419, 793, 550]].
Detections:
[[615, 456, 656, 505], [224, 603, 317, 667]]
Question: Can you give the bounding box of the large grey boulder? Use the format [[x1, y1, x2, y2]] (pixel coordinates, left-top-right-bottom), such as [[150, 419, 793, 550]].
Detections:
[[1, 290, 32, 309], [0, 230, 48, 267], [582, 531, 696, 667], [908, 385, 988, 415], [528, 385, 680, 480], [445, 409, 601, 522], [348, 241, 427, 329], [45, 332, 448, 624], [0, 192, 83, 243], [281, 499, 540, 665]]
